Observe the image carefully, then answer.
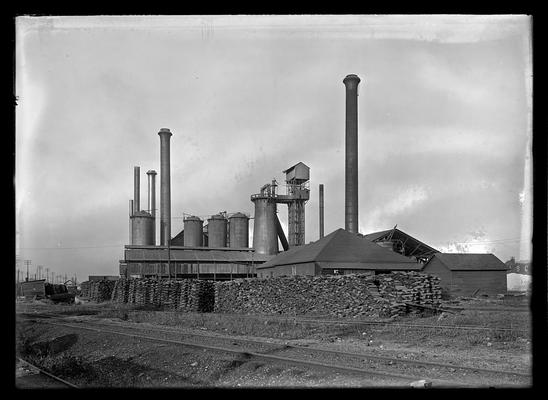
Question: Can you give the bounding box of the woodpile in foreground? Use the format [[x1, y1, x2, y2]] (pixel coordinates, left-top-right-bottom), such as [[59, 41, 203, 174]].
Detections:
[[110, 278, 214, 312], [101, 272, 441, 317], [214, 272, 442, 318], [80, 280, 116, 303]]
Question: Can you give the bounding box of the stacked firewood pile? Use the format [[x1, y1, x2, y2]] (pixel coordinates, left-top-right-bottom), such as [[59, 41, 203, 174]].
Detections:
[[111, 279, 130, 303], [87, 279, 116, 303], [214, 272, 443, 318], [376, 271, 443, 317], [109, 278, 214, 312], [79, 281, 91, 298]]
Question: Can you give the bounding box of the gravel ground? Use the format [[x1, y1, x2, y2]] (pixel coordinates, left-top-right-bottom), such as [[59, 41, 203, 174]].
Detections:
[[15, 298, 532, 389]]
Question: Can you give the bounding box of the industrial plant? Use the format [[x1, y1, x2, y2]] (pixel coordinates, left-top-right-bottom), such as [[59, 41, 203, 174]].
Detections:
[[118, 74, 508, 297]]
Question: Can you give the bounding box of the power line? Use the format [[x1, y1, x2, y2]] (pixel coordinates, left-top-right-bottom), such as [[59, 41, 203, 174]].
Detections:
[[18, 244, 124, 250]]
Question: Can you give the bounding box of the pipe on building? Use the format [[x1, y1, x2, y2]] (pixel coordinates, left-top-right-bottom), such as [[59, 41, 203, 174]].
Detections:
[[275, 214, 289, 251], [319, 183, 324, 239], [147, 170, 157, 245], [134, 166, 140, 213], [129, 199, 134, 244], [158, 128, 172, 246], [343, 74, 361, 233]]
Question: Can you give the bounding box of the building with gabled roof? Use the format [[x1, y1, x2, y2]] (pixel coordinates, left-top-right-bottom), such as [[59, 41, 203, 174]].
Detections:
[[422, 253, 508, 297], [256, 228, 420, 278]]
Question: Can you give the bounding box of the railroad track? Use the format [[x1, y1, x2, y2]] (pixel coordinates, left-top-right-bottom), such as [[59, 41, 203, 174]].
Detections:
[[29, 316, 530, 387], [16, 309, 530, 334], [17, 357, 78, 388]]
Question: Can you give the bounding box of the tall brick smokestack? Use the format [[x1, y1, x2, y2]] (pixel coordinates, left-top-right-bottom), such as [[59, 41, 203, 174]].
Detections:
[[343, 74, 361, 233], [158, 128, 172, 246]]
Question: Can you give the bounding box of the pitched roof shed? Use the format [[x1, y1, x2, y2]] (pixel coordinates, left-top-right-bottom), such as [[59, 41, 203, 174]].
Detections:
[[257, 228, 420, 271]]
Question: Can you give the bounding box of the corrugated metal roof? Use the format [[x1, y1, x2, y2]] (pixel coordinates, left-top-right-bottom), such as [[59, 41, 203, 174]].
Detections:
[[361, 228, 439, 257], [428, 253, 508, 271], [282, 161, 309, 174], [257, 228, 419, 269]]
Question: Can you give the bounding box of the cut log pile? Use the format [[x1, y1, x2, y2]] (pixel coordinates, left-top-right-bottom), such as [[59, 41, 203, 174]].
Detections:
[[109, 278, 214, 312], [214, 272, 443, 318], [83, 279, 116, 303], [80, 281, 91, 298], [101, 272, 441, 318]]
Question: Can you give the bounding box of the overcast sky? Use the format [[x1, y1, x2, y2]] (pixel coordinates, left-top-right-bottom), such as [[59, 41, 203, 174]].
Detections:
[[15, 15, 532, 282]]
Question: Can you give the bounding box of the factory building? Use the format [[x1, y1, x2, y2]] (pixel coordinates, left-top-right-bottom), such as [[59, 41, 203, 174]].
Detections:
[[362, 226, 439, 263], [256, 228, 421, 278], [421, 253, 508, 297], [119, 128, 300, 280]]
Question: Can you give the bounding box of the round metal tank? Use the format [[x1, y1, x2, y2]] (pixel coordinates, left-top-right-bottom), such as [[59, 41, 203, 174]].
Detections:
[[229, 212, 249, 248], [183, 216, 203, 247], [131, 211, 154, 245], [207, 214, 227, 248], [251, 197, 278, 255]]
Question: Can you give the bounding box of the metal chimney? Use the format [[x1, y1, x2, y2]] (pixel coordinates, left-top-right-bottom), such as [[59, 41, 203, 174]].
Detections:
[[319, 183, 324, 238], [158, 128, 172, 246], [147, 170, 157, 245], [129, 199, 134, 244], [343, 74, 361, 233], [133, 166, 140, 213]]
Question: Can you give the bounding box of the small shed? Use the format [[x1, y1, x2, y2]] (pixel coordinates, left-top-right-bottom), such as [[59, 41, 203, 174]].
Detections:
[[422, 253, 508, 297], [283, 162, 310, 184]]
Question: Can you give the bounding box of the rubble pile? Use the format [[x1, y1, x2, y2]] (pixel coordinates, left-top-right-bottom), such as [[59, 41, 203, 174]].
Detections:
[[214, 272, 442, 318]]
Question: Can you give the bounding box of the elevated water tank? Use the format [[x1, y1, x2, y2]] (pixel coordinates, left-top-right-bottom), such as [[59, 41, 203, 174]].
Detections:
[[207, 214, 227, 248], [131, 211, 154, 245], [183, 216, 203, 247], [229, 212, 249, 248]]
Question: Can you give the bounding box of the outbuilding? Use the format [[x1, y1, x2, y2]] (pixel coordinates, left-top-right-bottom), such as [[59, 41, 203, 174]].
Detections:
[[256, 228, 421, 278], [421, 253, 508, 297]]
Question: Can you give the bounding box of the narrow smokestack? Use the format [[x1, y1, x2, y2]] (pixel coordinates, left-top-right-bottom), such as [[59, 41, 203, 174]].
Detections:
[[133, 166, 140, 213], [129, 199, 134, 244], [319, 183, 324, 238], [158, 128, 172, 246], [147, 170, 157, 245], [343, 74, 361, 233]]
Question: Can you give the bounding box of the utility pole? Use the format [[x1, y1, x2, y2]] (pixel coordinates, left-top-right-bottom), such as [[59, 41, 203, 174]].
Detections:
[[46, 268, 49, 282], [24, 260, 31, 281]]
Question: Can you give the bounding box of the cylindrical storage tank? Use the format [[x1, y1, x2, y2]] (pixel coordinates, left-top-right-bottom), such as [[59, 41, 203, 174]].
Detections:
[[229, 212, 249, 248], [131, 211, 154, 245], [184, 216, 203, 247], [207, 214, 227, 248], [251, 197, 278, 255]]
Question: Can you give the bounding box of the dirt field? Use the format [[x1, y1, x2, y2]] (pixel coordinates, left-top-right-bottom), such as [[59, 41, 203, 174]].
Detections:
[[15, 295, 532, 388]]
